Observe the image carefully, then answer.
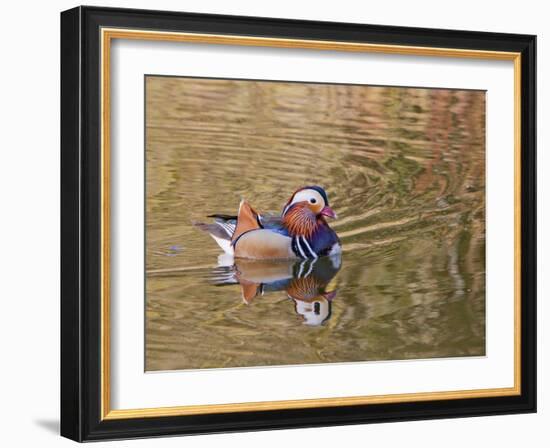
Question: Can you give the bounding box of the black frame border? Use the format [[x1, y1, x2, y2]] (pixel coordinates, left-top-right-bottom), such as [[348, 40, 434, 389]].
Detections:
[[61, 6, 536, 442]]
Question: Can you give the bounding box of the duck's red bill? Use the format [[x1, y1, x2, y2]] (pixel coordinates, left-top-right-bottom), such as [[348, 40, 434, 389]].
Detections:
[[321, 206, 337, 219]]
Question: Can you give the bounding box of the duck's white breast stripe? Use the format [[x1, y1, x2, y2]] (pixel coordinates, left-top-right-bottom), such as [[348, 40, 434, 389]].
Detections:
[[300, 236, 318, 259], [294, 237, 307, 259]]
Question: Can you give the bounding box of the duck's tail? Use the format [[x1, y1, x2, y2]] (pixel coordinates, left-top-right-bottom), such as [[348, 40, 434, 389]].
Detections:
[[192, 216, 236, 255], [193, 200, 262, 255]]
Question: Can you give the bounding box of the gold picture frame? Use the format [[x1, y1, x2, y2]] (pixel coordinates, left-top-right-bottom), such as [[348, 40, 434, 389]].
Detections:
[[61, 6, 536, 441]]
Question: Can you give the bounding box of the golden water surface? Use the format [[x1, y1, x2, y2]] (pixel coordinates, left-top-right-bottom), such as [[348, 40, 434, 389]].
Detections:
[[145, 76, 486, 371]]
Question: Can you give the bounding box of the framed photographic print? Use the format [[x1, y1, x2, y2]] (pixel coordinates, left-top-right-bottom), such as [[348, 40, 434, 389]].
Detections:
[[60, 6, 536, 442]]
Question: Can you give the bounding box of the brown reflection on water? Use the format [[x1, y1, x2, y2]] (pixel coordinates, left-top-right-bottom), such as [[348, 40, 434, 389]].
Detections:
[[145, 76, 485, 371]]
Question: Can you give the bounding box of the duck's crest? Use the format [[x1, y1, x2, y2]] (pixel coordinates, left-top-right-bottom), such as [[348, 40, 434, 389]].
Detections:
[[282, 185, 329, 216]]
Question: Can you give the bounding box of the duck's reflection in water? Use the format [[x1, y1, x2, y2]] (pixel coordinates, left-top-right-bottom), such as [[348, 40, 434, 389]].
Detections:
[[211, 254, 342, 326]]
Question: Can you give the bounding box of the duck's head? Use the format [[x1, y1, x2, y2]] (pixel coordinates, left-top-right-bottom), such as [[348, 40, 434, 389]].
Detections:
[[282, 186, 337, 220]]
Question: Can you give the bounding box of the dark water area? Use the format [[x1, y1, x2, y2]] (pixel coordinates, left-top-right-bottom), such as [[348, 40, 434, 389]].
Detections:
[[145, 76, 486, 371]]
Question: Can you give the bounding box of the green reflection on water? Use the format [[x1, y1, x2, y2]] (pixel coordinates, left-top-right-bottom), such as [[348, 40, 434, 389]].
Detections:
[[145, 76, 485, 372]]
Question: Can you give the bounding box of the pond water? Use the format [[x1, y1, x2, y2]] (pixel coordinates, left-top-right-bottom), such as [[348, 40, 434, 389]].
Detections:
[[145, 76, 486, 371]]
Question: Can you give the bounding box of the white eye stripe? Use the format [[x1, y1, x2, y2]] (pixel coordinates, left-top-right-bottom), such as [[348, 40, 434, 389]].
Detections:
[[291, 189, 324, 207]]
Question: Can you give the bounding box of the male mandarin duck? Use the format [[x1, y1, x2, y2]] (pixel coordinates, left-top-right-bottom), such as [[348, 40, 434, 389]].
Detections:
[[194, 186, 341, 260]]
